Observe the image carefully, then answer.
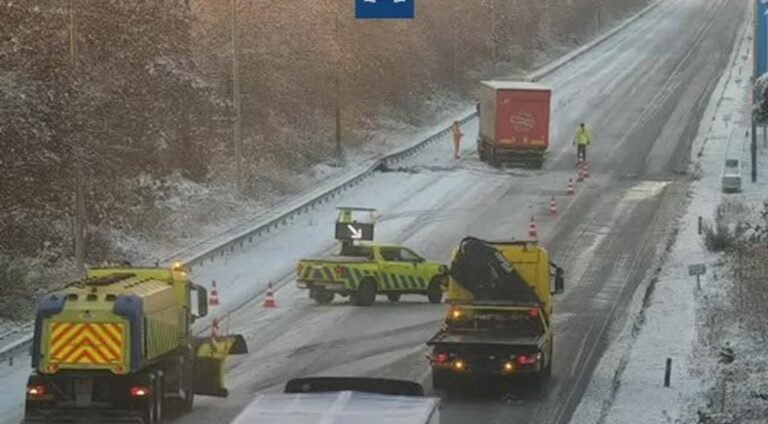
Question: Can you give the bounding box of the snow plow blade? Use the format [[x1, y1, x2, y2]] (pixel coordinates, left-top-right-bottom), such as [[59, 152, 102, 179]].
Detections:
[[193, 334, 248, 397]]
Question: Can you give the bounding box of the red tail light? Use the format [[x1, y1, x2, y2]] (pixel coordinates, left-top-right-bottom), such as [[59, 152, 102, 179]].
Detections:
[[435, 353, 449, 365], [130, 386, 151, 398], [529, 307, 540, 318], [516, 354, 538, 365], [26, 385, 45, 398]]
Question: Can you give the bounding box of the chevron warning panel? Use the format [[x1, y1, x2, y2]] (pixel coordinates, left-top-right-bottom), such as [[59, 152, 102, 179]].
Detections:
[[48, 322, 125, 365]]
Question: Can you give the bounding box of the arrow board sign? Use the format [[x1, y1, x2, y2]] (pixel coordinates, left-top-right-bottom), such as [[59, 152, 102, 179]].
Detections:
[[335, 222, 374, 241]]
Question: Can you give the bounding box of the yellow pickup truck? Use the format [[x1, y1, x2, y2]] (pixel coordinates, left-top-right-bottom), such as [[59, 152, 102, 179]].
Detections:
[[297, 242, 449, 306]]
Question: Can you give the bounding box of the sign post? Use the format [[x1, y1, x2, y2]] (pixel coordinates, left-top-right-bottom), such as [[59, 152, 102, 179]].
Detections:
[[688, 263, 707, 291]]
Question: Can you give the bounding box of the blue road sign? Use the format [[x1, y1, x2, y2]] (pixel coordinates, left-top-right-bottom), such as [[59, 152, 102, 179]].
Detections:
[[355, 0, 415, 20], [756, 1, 768, 77]]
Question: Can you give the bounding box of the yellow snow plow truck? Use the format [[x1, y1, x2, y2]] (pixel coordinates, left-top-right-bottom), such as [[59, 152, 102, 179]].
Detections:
[[24, 265, 247, 424], [426, 238, 565, 390]]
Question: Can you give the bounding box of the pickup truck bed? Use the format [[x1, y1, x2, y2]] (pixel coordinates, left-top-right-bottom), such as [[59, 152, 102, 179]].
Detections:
[[299, 256, 370, 264]]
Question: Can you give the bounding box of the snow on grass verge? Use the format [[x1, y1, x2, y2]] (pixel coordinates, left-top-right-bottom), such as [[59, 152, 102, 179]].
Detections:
[[569, 11, 753, 424]]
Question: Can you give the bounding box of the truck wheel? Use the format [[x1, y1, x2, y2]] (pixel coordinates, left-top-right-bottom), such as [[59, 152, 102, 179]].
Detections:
[[154, 371, 164, 422], [386, 293, 401, 302], [543, 344, 553, 377], [183, 353, 195, 413], [138, 374, 158, 424], [310, 287, 335, 305], [427, 278, 444, 304], [488, 150, 501, 168], [353, 279, 377, 306]]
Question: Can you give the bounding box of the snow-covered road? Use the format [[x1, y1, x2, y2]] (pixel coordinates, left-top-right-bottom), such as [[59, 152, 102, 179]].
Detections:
[[0, 0, 748, 423]]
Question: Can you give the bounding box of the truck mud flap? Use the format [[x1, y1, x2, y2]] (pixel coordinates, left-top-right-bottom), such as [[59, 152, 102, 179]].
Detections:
[[193, 334, 248, 397], [193, 356, 229, 397]]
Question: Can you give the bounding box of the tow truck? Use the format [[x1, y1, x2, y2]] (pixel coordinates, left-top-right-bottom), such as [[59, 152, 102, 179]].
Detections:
[[426, 237, 564, 390]]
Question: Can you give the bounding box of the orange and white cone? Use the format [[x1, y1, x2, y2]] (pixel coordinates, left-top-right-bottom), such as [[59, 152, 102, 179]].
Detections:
[[583, 163, 590, 178], [566, 178, 575, 195], [577, 166, 585, 182], [550, 197, 557, 216], [527, 216, 538, 239], [264, 282, 276, 308], [209, 280, 220, 307]]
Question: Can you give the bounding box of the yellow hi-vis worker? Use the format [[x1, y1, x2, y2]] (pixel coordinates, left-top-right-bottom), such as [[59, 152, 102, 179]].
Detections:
[[338, 210, 352, 224], [573, 123, 591, 163]]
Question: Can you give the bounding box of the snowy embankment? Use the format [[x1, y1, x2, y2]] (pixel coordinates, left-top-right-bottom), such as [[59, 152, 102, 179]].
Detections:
[[569, 10, 753, 424]]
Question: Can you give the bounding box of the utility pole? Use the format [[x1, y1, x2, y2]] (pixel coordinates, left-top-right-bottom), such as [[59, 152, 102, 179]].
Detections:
[[490, 0, 497, 69], [231, 0, 243, 194], [595, 0, 602, 33], [70, 0, 85, 275], [453, 2, 459, 87], [334, 11, 344, 164]]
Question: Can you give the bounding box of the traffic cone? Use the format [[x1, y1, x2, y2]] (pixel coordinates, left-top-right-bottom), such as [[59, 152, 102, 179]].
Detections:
[[566, 178, 575, 195], [550, 197, 558, 216], [263, 282, 276, 308], [209, 280, 220, 306], [576, 166, 585, 182], [583, 163, 590, 179], [527, 216, 538, 239]]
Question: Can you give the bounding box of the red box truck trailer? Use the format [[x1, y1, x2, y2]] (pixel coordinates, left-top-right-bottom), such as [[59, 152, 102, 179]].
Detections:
[[476, 81, 552, 168]]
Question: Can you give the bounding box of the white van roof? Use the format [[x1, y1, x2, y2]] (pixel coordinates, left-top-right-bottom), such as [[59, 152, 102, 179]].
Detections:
[[230, 391, 440, 424]]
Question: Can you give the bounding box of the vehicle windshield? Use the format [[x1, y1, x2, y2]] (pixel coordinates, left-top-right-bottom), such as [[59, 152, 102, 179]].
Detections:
[[338, 245, 373, 259], [445, 309, 545, 337]]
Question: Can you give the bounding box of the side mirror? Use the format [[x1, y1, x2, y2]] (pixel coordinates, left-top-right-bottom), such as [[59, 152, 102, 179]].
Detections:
[[191, 284, 208, 322], [553, 269, 565, 294]]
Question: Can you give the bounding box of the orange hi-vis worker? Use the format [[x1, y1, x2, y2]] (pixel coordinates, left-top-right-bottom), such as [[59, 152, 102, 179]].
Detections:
[[452, 121, 463, 159]]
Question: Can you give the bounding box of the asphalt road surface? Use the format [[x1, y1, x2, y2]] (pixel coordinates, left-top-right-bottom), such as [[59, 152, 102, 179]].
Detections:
[[4, 0, 745, 423]]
